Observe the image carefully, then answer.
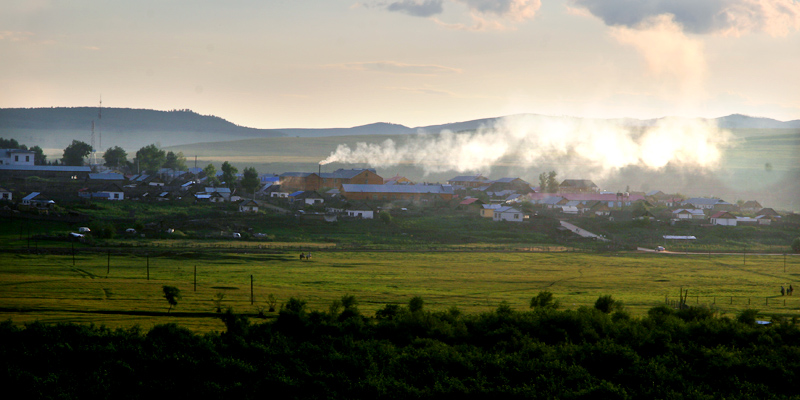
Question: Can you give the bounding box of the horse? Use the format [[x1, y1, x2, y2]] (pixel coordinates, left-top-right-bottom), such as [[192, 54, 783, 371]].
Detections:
[[299, 253, 305, 260]]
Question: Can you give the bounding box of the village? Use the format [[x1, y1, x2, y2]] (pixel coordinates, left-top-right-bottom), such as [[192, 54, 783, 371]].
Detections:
[[0, 146, 788, 243]]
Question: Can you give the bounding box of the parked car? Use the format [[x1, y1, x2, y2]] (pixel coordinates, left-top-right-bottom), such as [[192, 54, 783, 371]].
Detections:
[[232, 232, 242, 238], [125, 228, 136, 234], [78, 227, 91, 233], [656, 246, 666, 252]]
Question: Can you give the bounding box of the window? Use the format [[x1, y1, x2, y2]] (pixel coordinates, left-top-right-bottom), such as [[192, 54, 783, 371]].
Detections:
[[14, 156, 19, 162], [26, 156, 30, 162]]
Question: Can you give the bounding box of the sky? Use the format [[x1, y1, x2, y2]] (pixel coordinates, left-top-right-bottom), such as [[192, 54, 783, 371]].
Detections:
[[2, 0, 800, 129]]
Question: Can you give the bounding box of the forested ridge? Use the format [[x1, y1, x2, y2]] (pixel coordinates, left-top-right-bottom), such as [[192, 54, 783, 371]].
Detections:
[[2, 297, 799, 399], [0, 107, 285, 137]]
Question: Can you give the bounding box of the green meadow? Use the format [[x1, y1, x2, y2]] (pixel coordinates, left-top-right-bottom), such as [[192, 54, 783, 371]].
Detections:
[[1, 250, 798, 332]]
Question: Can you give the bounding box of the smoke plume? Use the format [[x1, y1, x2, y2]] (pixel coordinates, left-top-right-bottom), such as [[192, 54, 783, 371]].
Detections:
[[319, 115, 733, 178]]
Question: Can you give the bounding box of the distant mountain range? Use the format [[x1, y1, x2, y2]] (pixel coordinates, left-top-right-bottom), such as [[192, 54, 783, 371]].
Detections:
[[1, 107, 798, 142]]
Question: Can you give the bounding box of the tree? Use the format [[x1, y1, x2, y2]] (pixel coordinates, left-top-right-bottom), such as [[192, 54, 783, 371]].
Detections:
[[408, 296, 424, 312], [792, 237, 800, 254], [241, 167, 260, 195], [29, 146, 46, 165], [62, 140, 93, 166], [546, 171, 559, 194], [162, 286, 181, 313], [594, 295, 622, 314], [530, 291, 560, 310], [135, 144, 166, 174], [0, 138, 22, 149], [163, 151, 187, 171], [203, 163, 219, 186], [103, 146, 127, 168], [538, 172, 547, 192], [379, 210, 392, 225], [221, 161, 238, 189]]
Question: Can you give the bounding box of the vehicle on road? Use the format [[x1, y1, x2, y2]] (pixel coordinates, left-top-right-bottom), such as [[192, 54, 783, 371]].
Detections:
[[656, 246, 666, 252]]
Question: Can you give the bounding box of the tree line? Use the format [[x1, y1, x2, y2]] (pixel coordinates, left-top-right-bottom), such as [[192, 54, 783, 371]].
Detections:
[[2, 292, 798, 399]]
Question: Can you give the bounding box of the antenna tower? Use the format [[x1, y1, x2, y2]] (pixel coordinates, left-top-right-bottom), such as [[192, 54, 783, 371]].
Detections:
[[98, 96, 102, 151], [90, 120, 97, 165]]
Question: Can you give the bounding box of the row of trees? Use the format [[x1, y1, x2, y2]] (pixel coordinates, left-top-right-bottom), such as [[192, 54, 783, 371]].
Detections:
[[3, 292, 798, 399], [538, 170, 559, 193]]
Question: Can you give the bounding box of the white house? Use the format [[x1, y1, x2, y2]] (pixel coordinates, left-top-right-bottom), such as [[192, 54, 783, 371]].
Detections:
[[239, 199, 259, 213], [345, 209, 374, 219], [0, 187, 11, 201], [0, 149, 35, 166], [672, 209, 705, 220], [493, 206, 524, 222], [710, 211, 737, 226]]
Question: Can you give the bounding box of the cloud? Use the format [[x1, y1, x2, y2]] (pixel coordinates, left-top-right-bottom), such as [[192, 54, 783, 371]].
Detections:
[[380, 0, 541, 30], [0, 31, 34, 42], [387, 0, 444, 17], [571, 0, 800, 36], [320, 114, 732, 178], [335, 61, 462, 75], [609, 15, 706, 96]]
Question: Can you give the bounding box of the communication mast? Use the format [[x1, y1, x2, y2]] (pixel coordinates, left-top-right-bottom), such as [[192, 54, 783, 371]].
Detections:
[[98, 96, 102, 151], [90, 120, 97, 165]]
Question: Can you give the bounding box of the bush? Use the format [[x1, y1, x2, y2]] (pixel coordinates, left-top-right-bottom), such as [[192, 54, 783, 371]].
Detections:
[[792, 237, 800, 253], [530, 291, 560, 310], [594, 295, 622, 314]]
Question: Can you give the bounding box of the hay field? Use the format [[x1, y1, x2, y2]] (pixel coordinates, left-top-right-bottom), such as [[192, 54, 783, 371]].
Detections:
[[1, 251, 798, 332]]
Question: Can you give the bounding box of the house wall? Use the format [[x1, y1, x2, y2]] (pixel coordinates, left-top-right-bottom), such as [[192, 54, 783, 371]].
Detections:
[[281, 175, 321, 192], [493, 211, 523, 222], [711, 218, 737, 226], [346, 210, 374, 219]]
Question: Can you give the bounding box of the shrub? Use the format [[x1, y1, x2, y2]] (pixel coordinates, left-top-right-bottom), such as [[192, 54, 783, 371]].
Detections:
[[792, 237, 800, 253], [409, 296, 424, 312], [594, 295, 622, 314], [530, 291, 560, 310]]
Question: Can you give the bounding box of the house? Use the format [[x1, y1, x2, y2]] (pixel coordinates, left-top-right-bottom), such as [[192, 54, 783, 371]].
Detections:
[[484, 178, 530, 193], [710, 211, 737, 226], [0, 187, 11, 201], [447, 175, 490, 188], [588, 202, 611, 216], [340, 184, 454, 202], [279, 172, 321, 192], [384, 174, 413, 185], [558, 179, 598, 194], [481, 204, 502, 218], [756, 208, 780, 218], [205, 187, 232, 201], [0, 165, 91, 180], [239, 199, 259, 213], [458, 197, 485, 211], [289, 190, 324, 205], [740, 201, 762, 213], [344, 204, 375, 219], [94, 184, 125, 200], [87, 172, 125, 182], [672, 209, 706, 220], [0, 149, 35, 165], [683, 197, 733, 210], [493, 206, 524, 222], [22, 192, 55, 209], [735, 216, 759, 226], [320, 168, 383, 189]]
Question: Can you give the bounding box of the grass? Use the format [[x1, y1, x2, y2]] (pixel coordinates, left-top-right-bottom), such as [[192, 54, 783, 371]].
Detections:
[[1, 250, 798, 332]]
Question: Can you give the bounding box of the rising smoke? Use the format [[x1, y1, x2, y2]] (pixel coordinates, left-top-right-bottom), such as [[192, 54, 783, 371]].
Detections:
[[319, 114, 733, 179]]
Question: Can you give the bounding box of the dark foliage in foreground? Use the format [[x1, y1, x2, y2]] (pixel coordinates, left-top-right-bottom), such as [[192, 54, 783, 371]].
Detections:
[[2, 300, 800, 399]]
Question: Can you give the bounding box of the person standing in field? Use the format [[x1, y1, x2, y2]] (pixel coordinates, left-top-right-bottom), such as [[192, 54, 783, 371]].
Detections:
[[781, 286, 785, 296]]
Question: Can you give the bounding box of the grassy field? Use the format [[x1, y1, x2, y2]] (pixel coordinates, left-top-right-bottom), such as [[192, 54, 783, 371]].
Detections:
[[1, 250, 799, 332]]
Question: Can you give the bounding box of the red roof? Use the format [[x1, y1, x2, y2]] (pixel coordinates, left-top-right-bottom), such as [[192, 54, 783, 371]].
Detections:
[[710, 211, 735, 219], [460, 198, 481, 205]]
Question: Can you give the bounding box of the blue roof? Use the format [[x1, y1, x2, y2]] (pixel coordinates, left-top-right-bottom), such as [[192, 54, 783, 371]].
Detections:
[[88, 173, 124, 180], [289, 191, 304, 197]]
